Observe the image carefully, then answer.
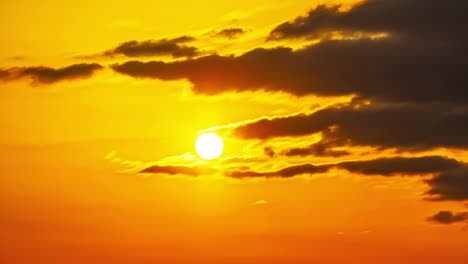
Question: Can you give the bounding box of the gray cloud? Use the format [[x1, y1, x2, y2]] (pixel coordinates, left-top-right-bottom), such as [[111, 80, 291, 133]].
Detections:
[[84, 36, 199, 59], [0, 63, 103, 84], [337, 156, 461, 177], [111, 37, 467, 104], [283, 139, 349, 157], [140, 156, 467, 202], [227, 156, 462, 178], [263, 146, 276, 157], [268, 0, 467, 43], [227, 163, 330, 178], [140, 164, 215, 176], [234, 104, 468, 151], [427, 211, 468, 224], [215, 28, 246, 39], [425, 166, 468, 201]]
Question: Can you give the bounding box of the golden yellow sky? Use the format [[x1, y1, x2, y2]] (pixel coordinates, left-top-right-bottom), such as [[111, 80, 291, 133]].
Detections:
[[1, 0, 468, 263]]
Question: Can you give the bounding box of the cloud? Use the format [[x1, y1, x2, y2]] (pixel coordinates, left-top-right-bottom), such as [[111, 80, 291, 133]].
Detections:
[[263, 146, 276, 157], [227, 163, 330, 178], [427, 211, 468, 224], [0, 69, 11, 80], [140, 164, 215, 176], [336, 156, 461, 177], [233, 104, 468, 151], [112, 36, 198, 58], [86, 36, 199, 59], [111, 36, 467, 104], [268, 0, 467, 42], [137, 155, 467, 202], [110, 0, 467, 105], [425, 166, 468, 201], [227, 156, 462, 179], [283, 139, 349, 157], [0, 63, 103, 84], [214, 28, 246, 39], [107, 1, 468, 208]]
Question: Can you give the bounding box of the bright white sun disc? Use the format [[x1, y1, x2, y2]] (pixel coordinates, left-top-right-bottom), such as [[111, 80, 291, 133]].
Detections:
[[196, 133, 224, 160]]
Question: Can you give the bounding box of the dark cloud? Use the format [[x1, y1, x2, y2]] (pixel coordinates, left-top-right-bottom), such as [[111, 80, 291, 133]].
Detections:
[[427, 211, 468, 224], [110, 0, 468, 105], [227, 156, 462, 179], [139, 156, 467, 202], [111, 36, 467, 104], [0, 69, 10, 80], [140, 164, 215, 176], [264, 146, 276, 157], [215, 28, 246, 39], [227, 163, 330, 178], [425, 166, 468, 201], [0, 63, 103, 84], [234, 104, 468, 151], [337, 156, 461, 177], [103, 36, 199, 58], [283, 139, 349, 157], [268, 0, 468, 43], [111, 1, 468, 202]]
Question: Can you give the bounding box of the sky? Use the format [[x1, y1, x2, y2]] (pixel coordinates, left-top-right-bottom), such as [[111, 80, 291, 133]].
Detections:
[[1, 0, 468, 263]]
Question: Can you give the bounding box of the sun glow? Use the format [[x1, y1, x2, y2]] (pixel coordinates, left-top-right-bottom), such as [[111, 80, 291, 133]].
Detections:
[[196, 133, 224, 160]]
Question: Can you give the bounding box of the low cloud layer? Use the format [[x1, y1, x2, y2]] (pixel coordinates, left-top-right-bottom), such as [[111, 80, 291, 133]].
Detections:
[[427, 211, 468, 224], [226, 156, 467, 201], [139, 155, 467, 202], [227, 163, 330, 178], [0, 63, 103, 84], [226, 156, 468, 201], [234, 104, 468, 151], [140, 164, 215, 176], [283, 140, 349, 157], [0, 69, 10, 79], [111, 37, 467, 104], [227, 156, 462, 179], [337, 156, 461, 177]]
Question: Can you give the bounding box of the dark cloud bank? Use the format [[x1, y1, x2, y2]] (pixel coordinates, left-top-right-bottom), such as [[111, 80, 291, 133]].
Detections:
[[425, 166, 468, 201], [0, 63, 103, 84], [111, 38, 467, 103], [227, 155, 461, 179], [112, 0, 468, 104], [268, 0, 467, 43], [233, 104, 468, 203], [141, 156, 468, 202], [234, 104, 468, 150], [142, 156, 462, 178], [123, 0, 468, 216]]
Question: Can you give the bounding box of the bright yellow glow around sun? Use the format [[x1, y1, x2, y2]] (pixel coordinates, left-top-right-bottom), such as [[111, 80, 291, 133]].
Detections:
[[196, 133, 224, 160]]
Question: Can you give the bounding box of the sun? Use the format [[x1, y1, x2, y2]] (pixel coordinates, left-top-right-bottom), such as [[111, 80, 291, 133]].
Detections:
[[196, 133, 224, 160]]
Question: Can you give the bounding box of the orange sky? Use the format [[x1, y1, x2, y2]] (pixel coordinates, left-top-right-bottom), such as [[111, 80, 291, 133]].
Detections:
[[1, 0, 468, 263]]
